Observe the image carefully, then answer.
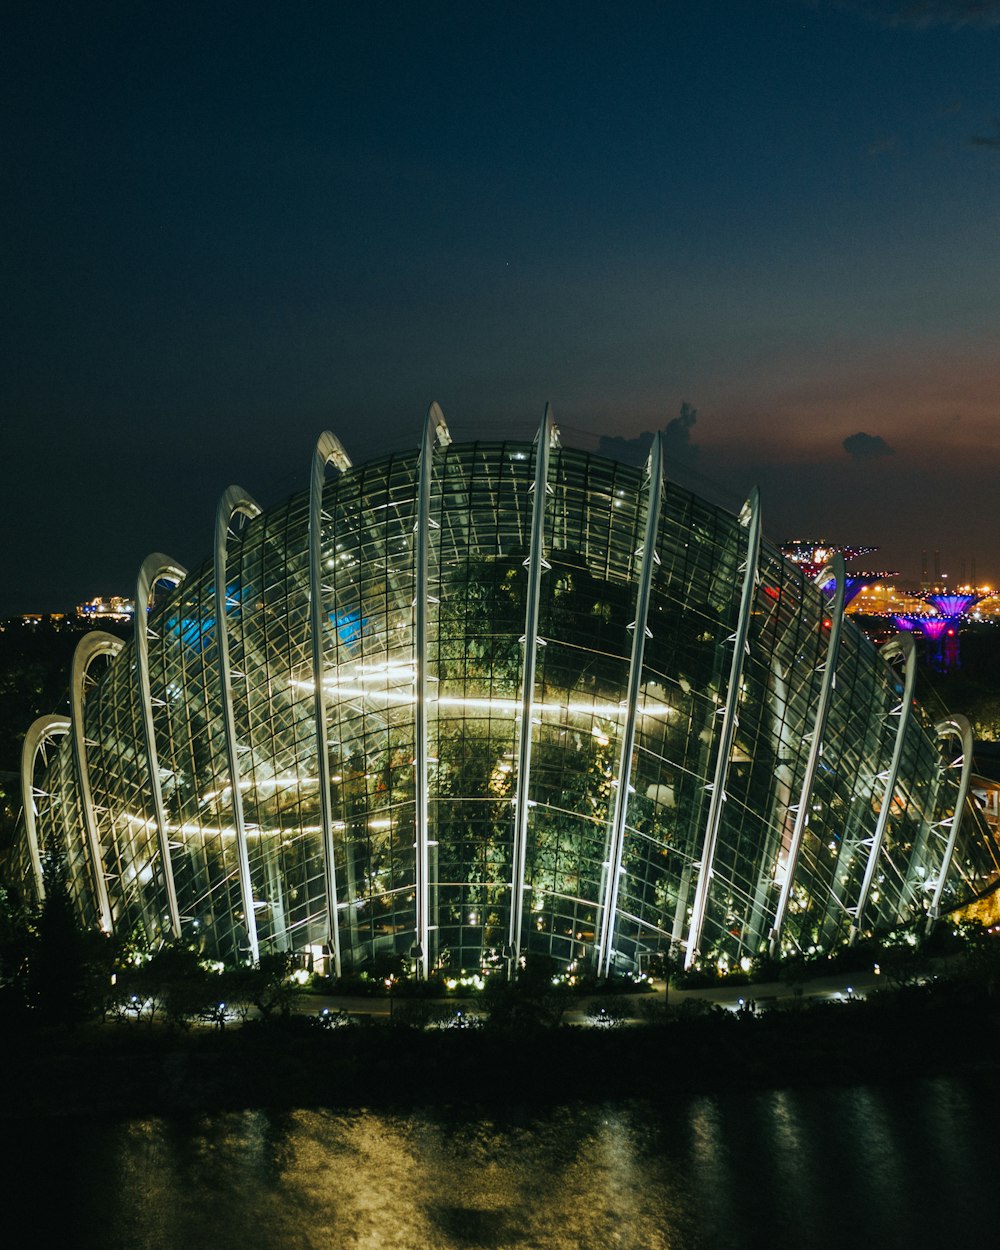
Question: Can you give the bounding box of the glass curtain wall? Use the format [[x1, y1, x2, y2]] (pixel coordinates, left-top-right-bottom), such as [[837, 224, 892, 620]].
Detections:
[[85, 649, 169, 943], [22, 438, 1000, 973]]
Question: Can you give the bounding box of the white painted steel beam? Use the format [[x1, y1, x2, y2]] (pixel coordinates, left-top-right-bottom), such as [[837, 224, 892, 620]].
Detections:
[[508, 404, 558, 968], [595, 434, 665, 979], [135, 554, 188, 940], [20, 714, 71, 901], [684, 487, 762, 970], [215, 486, 263, 962], [309, 431, 352, 980], [925, 714, 975, 934], [71, 631, 125, 933], [768, 554, 846, 956], [414, 403, 451, 980], [849, 633, 916, 944]]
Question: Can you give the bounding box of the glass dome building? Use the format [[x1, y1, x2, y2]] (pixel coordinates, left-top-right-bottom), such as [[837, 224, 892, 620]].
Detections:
[[14, 407, 1000, 976]]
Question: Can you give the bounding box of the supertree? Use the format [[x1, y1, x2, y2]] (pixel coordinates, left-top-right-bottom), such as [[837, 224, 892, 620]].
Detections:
[[894, 591, 983, 670]]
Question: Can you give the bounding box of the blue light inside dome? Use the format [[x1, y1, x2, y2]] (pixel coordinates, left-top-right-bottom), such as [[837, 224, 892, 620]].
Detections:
[[165, 583, 245, 651], [165, 615, 212, 650], [331, 608, 363, 648]]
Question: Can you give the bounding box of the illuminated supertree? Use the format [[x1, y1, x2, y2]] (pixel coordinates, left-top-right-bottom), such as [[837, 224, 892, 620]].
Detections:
[[781, 540, 877, 583], [891, 615, 952, 668], [780, 540, 896, 607], [917, 592, 982, 618], [894, 591, 983, 671], [821, 572, 897, 608]]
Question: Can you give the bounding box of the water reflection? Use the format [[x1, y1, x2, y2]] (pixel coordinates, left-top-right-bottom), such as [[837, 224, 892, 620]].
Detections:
[[13, 1075, 1000, 1249]]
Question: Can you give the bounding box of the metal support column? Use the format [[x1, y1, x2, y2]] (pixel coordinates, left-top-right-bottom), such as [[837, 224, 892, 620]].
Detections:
[[20, 715, 71, 901], [215, 486, 263, 962], [595, 434, 665, 979], [849, 633, 916, 943], [768, 554, 846, 956], [70, 631, 124, 933], [684, 488, 762, 969], [925, 714, 974, 934], [414, 403, 451, 980], [135, 554, 188, 940], [508, 404, 558, 969], [309, 431, 352, 980]]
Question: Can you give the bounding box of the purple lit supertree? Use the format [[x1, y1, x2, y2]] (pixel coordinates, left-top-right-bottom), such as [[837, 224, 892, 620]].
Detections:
[[821, 573, 892, 607], [918, 592, 982, 618], [891, 615, 953, 669], [894, 591, 982, 670], [780, 539, 901, 611]]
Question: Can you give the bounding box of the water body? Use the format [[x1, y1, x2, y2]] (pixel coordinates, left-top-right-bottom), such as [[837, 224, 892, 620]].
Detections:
[[10, 1076, 1000, 1249]]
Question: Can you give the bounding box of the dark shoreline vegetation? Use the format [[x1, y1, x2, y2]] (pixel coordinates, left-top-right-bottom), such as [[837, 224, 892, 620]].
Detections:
[[3, 976, 1000, 1123], [4, 869, 1000, 1122]]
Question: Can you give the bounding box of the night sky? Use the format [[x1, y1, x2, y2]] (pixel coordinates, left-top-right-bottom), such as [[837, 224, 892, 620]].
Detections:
[[4, 1, 1000, 616]]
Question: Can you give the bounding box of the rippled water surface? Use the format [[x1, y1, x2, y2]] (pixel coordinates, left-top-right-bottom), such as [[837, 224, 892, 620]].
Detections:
[[10, 1076, 1000, 1249]]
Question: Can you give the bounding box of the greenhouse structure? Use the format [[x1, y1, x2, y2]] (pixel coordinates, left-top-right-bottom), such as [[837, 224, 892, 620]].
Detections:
[[14, 406, 1000, 977]]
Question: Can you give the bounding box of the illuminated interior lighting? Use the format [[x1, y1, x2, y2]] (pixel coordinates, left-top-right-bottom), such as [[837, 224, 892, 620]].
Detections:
[[120, 810, 331, 837], [291, 676, 674, 721]]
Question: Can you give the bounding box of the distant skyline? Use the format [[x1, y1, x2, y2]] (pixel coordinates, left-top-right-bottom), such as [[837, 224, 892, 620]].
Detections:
[[4, 1, 999, 614]]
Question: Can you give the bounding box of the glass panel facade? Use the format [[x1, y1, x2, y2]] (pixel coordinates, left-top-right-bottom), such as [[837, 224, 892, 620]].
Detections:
[[18, 438, 1000, 971]]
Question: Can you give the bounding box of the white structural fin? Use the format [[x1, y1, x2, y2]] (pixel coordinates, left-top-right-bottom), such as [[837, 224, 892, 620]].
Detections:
[[925, 714, 975, 935], [849, 632, 916, 944], [414, 402, 452, 980], [595, 433, 666, 979], [768, 552, 847, 956], [508, 404, 558, 968], [684, 487, 762, 970], [71, 631, 125, 933], [20, 714, 72, 901], [310, 431, 353, 980], [135, 554, 188, 940], [215, 485, 264, 962]]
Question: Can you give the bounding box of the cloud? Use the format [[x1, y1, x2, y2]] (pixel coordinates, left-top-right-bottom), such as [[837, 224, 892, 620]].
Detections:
[[597, 430, 654, 466], [598, 402, 701, 469], [664, 402, 701, 468], [823, 1, 1000, 27], [970, 119, 1000, 147], [842, 430, 895, 459], [867, 135, 899, 157]]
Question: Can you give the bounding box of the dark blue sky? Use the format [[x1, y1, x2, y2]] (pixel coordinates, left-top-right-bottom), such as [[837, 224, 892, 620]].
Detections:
[[4, 0, 1000, 613]]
